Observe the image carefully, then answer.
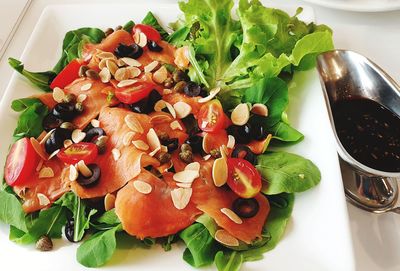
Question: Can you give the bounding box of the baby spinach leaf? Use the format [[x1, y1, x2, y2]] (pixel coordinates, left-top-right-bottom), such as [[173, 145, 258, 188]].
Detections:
[[12, 100, 48, 139], [96, 209, 120, 225], [0, 190, 27, 232], [214, 251, 243, 271], [257, 152, 321, 194], [11, 98, 42, 112], [141, 11, 169, 40], [76, 224, 122, 267], [9, 225, 36, 244], [269, 121, 304, 143]]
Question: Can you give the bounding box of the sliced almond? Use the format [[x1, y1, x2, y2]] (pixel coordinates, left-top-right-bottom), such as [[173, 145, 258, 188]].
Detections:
[[99, 67, 111, 83], [98, 58, 108, 70], [231, 103, 250, 126], [227, 135, 235, 149], [39, 167, 54, 178], [198, 87, 221, 103], [97, 51, 116, 60], [163, 88, 172, 95], [64, 139, 73, 148], [36, 159, 44, 172], [133, 180, 152, 194], [117, 79, 137, 88], [212, 157, 228, 187], [39, 128, 55, 145], [137, 32, 148, 47], [106, 59, 118, 75], [80, 83, 92, 91], [72, 129, 86, 143], [160, 145, 168, 153], [122, 131, 135, 146], [215, 229, 239, 247], [31, 137, 48, 160], [170, 120, 183, 131], [154, 100, 166, 112], [203, 154, 211, 161], [116, 58, 126, 67], [77, 160, 92, 177], [147, 128, 161, 151], [148, 146, 161, 157], [251, 103, 269, 117], [37, 193, 50, 206], [91, 119, 100, 128], [185, 162, 200, 172], [69, 164, 79, 181], [120, 57, 141, 67], [132, 140, 150, 151], [220, 145, 228, 160], [127, 67, 141, 78], [171, 188, 192, 210], [77, 94, 87, 103], [125, 115, 144, 133], [133, 31, 141, 44], [176, 182, 192, 188], [53, 87, 65, 103], [152, 66, 168, 84], [144, 60, 159, 73], [220, 208, 243, 224], [173, 102, 192, 119], [165, 102, 177, 119], [48, 149, 60, 160], [112, 148, 121, 161], [173, 170, 199, 183], [114, 67, 130, 81], [104, 193, 116, 211]]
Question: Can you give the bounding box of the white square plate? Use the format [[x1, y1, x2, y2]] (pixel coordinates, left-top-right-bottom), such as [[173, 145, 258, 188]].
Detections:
[[0, 3, 355, 271]]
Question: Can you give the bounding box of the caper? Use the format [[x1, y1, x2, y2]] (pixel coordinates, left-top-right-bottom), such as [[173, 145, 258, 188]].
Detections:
[[172, 70, 189, 83], [63, 93, 76, 103], [173, 81, 187, 93], [210, 149, 221, 159], [105, 28, 114, 37], [181, 143, 192, 152], [85, 69, 100, 80], [115, 25, 123, 31], [157, 152, 171, 165], [158, 131, 170, 141], [179, 150, 193, 163], [75, 102, 84, 113], [78, 65, 89, 77], [60, 122, 75, 130], [36, 235, 53, 251], [164, 78, 174, 88], [94, 135, 108, 154]]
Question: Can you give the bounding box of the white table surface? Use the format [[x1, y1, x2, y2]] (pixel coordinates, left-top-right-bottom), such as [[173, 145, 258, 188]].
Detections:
[[0, 1, 399, 271]]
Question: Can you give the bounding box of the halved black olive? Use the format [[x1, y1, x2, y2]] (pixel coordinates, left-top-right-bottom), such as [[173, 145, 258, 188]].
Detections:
[[148, 89, 162, 108], [45, 128, 72, 154], [84, 127, 106, 142], [231, 145, 256, 165], [130, 98, 149, 114], [232, 198, 260, 218], [250, 122, 268, 141], [199, 88, 208, 98], [185, 135, 203, 153], [227, 124, 252, 144], [64, 219, 76, 243], [42, 113, 63, 132], [52, 102, 77, 121], [77, 164, 101, 187], [147, 40, 163, 52], [183, 81, 202, 97], [114, 43, 143, 59], [181, 114, 200, 135], [161, 138, 179, 153]]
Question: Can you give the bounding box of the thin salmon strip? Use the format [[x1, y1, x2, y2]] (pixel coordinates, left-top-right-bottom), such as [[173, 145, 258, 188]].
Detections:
[[115, 170, 201, 239], [149, 112, 188, 144], [163, 93, 202, 115], [82, 30, 134, 58], [36, 93, 57, 109], [138, 41, 177, 66]]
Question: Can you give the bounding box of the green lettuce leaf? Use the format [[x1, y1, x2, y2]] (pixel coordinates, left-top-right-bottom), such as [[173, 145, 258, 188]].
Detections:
[[141, 11, 169, 40], [215, 251, 243, 271], [0, 190, 27, 232]]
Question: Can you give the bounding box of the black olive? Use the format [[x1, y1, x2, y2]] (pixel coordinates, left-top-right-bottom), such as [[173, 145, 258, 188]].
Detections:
[[52, 102, 77, 121], [232, 198, 260, 218], [185, 135, 203, 153], [77, 164, 101, 187], [114, 43, 143, 59], [199, 88, 208, 98], [130, 98, 149, 114], [183, 81, 202, 97], [42, 113, 63, 132], [227, 124, 252, 144], [147, 40, 163, 52], [45, 128, 72, 154], [64, 219, 76, 243], [84, 127, 106, 142], [148, 89, 162, 108], [231, 145, 257, 164], [250, 122, 268, 141], [181, 114, 200, 135], [161, 138, 179, 153]]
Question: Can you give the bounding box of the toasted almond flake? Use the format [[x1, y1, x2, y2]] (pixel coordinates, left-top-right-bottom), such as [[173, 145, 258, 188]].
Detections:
[[185, 162, 200, 172], [64, 139, 73, 148], [52, 87, 65, 103], [133, 180, 152, 194], [212, 157, 228, 187], [31, 137, 48, 160], [91, 119, 100, 128], [220, 145, 228, 160], [231, 103, 250, 126], [80, 83, 92, 91], [104, 193, 116, 211], [160, 145, 168, 153], [112, 148, 121, 161], [144, 60, 159, 73], [37, 193, 50, 206], [99, 67, 111, 83], [133, 31, 141, 44], [251, 103, 269, 117], [98, 58, 108, 70], [106, 59, 118, 75], [152, 66, 168, 84], [203, 154, 211, 161], [227, 135, 235, 149], [117, 79, 137, 88], [39, 128, 55, 145], [77, 94, 87, 103], [69, 164, 79, 181], [72, 129, 86, 143], [122, 131, 135, 146], [116, 58, 126, 67], [165, 102, 176, 118], [120, 57, 141, 67], [215, 229, 239, 247], [127, 67, 141, 78], [170, 120, 183, 130], [173, 170, 199, 183], [36, 159, 44, 172], [132, 140, 149, 151], [124, 115, 144, 133], [163, 88, 172, 95], [148, 146, 161, 157], [48, 149, 60, 160], [173, 102, 192, 119], [154, 100, 166, 112], [146, 128, 161, 151], [171, 188, 192, 210], [176, 182, 192, 188], [138, 32, 148, 47], [198, 87, 221, 103], [39, 167, 54, 179], [77, 160, 92, 177], [114, 67, 130, 81], [220, 208, 243, 224], [97, 51, 116, 60]]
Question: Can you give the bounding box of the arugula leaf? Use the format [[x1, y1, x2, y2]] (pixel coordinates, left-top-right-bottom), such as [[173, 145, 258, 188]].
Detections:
[[8, 58, 56, 92], [269, 121, 304, 143], [141, 11, 169, 40], [11, 98, 42, 112], [257, 152, 321, 194], [76, 224, 122, 267], [0, 190, 27, 232], [214, 251, 243, 271], [160, 234, 176, 251], [123, 20, 135, 32], [166, 26, 190, 45], [97, 209, 120, 225], [12, 99, 48, 139]]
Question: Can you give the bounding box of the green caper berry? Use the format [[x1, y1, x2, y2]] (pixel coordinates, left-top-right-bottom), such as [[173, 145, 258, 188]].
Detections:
[[172, 70, 188, 83], [60, 122, 75, 130], [181, 143, 192, 152], [75, 102, 84, 113], [104, 28, 114, 37], [210, 149, 221, 158], [115, 25, 123, 31], [173, 81, 187, 93], [78, 65, 89, 77], [164, 78, 174, 88], [36, 235, 53, 251], [95, 136, 108, 154], [157, 152, 171, 165], [85, 69, 100, 80], [158, 132, 169, 141], [179, 150, 193, 163], [63, 93, 76, 103]]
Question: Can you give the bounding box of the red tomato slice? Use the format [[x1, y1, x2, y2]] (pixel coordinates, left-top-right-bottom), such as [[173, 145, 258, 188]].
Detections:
[[57, 142, 98, 165], [5, 137, 40, 186], [50, 59, 83, 89], [227, 158, 262, 198], [114, 81, 155, 104], [132, 24, 161, 41], [197, 100, 226, 133]]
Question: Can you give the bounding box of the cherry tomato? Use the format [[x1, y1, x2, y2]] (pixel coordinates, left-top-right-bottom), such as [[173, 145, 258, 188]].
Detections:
[[57, 142, 98, 165], [5, 137, 40, 186], [197, 100, 226, 133], [132, 24, 161, 42], [227, 158, 262, 198], [50, 59, 83, 89], [114, 81, 155, 104]]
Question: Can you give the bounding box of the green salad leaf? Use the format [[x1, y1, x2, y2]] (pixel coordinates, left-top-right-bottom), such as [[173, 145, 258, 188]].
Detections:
[[123, 20, 135, 32], [0, 190, 27, 232], [269, 121, 304, 143], [257, 152, 321, 194], [141, 11, 169, 40], [215, 251, 243, 271]]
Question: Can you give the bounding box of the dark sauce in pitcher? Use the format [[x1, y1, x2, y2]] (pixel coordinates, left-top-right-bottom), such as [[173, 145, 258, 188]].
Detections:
[[332, 98, 400, 172]]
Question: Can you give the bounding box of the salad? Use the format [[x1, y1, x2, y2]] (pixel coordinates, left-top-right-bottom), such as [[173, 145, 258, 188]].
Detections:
[[0, 0, 333, 270]]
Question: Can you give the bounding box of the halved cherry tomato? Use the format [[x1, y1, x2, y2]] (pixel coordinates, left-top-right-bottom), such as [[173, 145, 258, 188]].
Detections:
[[132, 24, 161, 42], [57, 142, 98, 165], [50, 59, 84, 89], [227, 158, 262, 198], [197, 100, 226, 133], [5, 137, 40, 186], [114, 81, 155, 104]]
